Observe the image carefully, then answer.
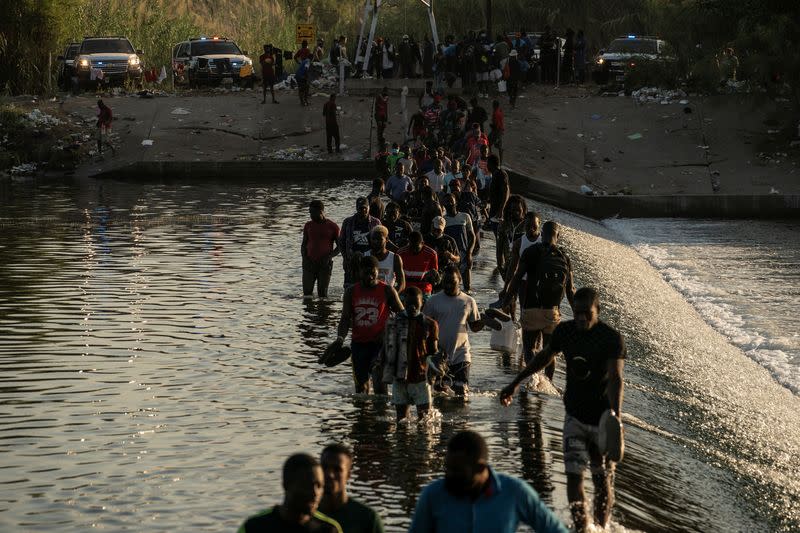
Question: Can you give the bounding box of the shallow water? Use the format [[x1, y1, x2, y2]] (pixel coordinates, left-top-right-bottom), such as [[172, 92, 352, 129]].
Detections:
[[0, 177, 798, 532]]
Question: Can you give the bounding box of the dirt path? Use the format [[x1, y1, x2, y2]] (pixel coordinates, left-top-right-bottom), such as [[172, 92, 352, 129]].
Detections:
[[42, 84, 800, 196]]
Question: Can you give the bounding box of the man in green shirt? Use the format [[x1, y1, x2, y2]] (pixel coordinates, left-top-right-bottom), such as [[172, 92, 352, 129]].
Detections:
[[239, 453, 342, 532], [319, 444, 384, 533]]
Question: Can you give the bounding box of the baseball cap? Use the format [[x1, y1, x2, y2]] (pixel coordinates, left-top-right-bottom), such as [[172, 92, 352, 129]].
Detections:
[[432, 216, 446, 231]]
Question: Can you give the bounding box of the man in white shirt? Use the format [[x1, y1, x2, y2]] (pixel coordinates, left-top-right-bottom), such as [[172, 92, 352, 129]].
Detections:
[[425, 158, 447, 194]]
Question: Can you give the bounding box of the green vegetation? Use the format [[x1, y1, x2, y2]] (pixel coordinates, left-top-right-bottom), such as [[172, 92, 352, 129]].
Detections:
[[0, 0, 798, 108]]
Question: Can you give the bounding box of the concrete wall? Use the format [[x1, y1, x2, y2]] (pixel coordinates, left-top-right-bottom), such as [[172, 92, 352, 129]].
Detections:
[[92, 161, 800, 219]]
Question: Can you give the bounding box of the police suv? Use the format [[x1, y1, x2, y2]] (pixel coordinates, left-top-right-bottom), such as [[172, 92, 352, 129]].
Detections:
[[172, 37, 254, 87], [593, 35, 672, 85], [74, 36, 144, 88]]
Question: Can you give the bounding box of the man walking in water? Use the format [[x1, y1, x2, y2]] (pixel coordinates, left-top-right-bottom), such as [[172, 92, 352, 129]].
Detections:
[[500, 288, 625, 533], [383, 286, 439, 422], [339, 198, 381, 287], [423, 265, 488, 398], [409, 430, 568, 533], [365, 225, 405, 292], [334, 255, 403, 394], [319, 443, 384, 533], [302, 200, 339, 299], [239, 453, 341, 533], [502, 221, 575, 376]]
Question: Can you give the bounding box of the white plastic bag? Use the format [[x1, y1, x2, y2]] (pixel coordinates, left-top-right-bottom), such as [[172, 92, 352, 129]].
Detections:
[[490, 320, 520, 354], [497, 80, 507, 93]]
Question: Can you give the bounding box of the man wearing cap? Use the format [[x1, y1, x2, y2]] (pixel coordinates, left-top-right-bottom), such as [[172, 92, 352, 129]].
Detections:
[[339, 197, 381, 287], [425, 216, 459, 275]]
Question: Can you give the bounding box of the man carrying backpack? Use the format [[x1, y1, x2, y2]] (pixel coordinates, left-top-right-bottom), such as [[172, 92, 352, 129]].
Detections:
[[501, 221, 575, 380]]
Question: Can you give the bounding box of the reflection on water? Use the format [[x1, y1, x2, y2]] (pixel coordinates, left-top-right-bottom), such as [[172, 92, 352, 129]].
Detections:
[[0, 177, 798, 532]]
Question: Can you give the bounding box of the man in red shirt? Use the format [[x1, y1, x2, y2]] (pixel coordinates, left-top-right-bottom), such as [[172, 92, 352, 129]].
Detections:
[[259, 44, 278, 104], [465, 123, 489, 166], [322, 94, 340, 154], [334, 255, 404, 394], [294, 40, 312, 63], [398, 231, 439, 301], [489, 100, 505, 164], [96, 99, 113, 154], [374, 87, 389, 146], [302, 200, 340, 298]]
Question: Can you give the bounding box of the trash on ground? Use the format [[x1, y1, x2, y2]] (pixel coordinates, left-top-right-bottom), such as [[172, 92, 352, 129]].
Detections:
[[142, 139, 154, 146], [631, 87, 687, 105], [171, 107, 191, 115], [580, 184, 594, 195], [260, 146, 321, 161], [9, 162, 38, 175], [24, 108, 63, 127], [627, 133, 643, 140]]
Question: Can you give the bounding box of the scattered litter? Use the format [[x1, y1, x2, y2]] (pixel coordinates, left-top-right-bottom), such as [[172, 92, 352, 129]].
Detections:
[[770, 187, 780, 194], [627, 133, 643, 140], [260, 146, 321, 161], [631, 87, 687, 105], [580, 185, 594, 195], [24, 108, 62, 127], [679, 99, 689, 105], [171, 107, 191, 115], [767, 129, 779, 134], [560, 172, 569, 178], [9, 162, 38, 175], [142, 139, 154, 146], [576, 133, 584, 138], [591, 114, 601, 120]]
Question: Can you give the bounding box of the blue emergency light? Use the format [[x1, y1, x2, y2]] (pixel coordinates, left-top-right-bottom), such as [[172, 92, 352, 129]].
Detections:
[[627, 35, 636, 39]]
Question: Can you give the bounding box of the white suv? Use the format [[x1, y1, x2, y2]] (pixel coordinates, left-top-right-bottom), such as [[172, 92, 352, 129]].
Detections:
[[75, 36, 143, 88], [172, 37, 254, 88]]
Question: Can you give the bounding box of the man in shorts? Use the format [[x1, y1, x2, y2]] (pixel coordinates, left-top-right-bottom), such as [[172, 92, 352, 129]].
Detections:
[[383, 286, 438, 421], [423, 266, 488, 397], [334, 255, 403, 394], [239, 453, 342, 533], [319, 444, 384, 533], [502, 221, 574, 377], [301, 200, 340, 298], [499, 288, 626, 533], [259, 44, 278, 104]]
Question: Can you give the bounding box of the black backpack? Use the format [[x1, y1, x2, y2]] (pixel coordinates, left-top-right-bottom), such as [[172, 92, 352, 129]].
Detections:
[[534, 246, 570, 307]]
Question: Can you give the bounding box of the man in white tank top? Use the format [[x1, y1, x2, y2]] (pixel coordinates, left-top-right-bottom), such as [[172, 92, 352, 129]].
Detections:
[[366, 225, 406, 293]]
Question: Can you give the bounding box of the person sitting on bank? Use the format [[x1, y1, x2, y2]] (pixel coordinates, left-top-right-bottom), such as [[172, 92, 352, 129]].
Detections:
[[319, 443, 384, 533], [239, 453, 342, 532], [409, 430, 568, 533]]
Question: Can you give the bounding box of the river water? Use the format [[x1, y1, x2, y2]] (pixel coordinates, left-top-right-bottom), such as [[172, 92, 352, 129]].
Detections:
[[0, 177, 798, 532]]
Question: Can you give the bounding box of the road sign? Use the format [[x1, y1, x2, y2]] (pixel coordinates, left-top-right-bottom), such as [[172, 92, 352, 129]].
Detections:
[[296, 24, 316, 45]]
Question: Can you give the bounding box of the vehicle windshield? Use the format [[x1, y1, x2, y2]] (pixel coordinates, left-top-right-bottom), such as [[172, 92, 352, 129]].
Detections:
[[608, 39, 658, 54], [66, 44, 80, 59], [191, 41, 242, 56], [80, 39, 135, 54]]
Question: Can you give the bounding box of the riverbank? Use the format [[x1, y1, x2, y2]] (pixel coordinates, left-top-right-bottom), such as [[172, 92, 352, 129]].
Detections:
[[3, 83, 799, 199]]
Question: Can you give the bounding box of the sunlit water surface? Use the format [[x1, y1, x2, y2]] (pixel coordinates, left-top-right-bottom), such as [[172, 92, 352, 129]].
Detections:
[[0, 177, 798, 532]]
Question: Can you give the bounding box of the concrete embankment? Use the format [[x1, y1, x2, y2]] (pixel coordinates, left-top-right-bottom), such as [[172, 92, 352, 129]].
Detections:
[[92, 161, 800, 220]]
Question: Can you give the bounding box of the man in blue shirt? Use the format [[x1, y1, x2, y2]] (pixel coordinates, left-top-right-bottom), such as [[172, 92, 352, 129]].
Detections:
[[385, 162, 414, 205], [409, 430, 567, 533]]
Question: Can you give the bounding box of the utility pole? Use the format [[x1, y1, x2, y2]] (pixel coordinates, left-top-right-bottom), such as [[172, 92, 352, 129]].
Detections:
[[486, 0, 492, 38]]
